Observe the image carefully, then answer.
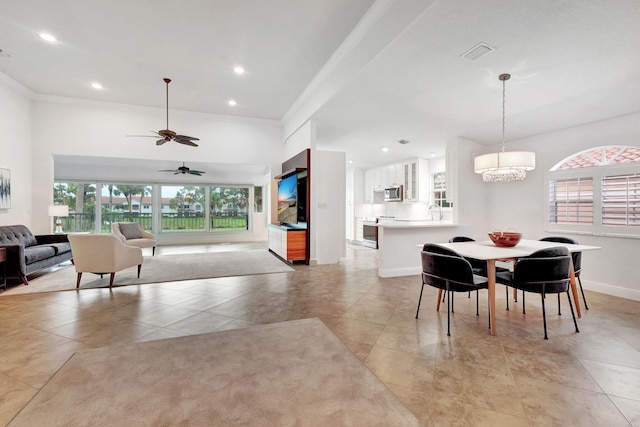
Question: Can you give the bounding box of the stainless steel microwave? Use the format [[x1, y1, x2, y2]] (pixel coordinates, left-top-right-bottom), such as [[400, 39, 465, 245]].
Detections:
[[384, 185, 403, 202]]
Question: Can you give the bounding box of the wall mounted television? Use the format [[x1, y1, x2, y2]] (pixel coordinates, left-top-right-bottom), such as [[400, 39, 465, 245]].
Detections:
[[277, 173, 298, 225]]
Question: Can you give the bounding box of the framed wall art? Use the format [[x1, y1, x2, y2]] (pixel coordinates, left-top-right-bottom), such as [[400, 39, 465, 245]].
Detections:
[[0, 168, 11, 209]]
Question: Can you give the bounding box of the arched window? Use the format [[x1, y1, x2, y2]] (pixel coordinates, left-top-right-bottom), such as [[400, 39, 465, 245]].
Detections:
[[547, 146, 640, 237]]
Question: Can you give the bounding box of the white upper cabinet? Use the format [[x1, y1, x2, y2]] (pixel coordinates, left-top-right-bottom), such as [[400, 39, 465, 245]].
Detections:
[[403, 158, 429, 202], [386, 163, 403, 187]]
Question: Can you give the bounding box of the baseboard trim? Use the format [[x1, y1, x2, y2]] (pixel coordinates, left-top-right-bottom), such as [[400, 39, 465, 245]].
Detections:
[[583, 280, 640, 302], [378, 267, 420, 278]]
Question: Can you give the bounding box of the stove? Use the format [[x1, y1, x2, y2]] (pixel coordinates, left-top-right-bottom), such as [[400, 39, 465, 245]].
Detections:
[[362, 217, 378, 249]]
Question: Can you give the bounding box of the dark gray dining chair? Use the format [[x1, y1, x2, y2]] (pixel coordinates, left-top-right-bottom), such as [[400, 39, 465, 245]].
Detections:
[[449, 236, 512, 309], [416, 243, 489, 336], [496, 247, 579, 339], [540, 236, 588, 310]]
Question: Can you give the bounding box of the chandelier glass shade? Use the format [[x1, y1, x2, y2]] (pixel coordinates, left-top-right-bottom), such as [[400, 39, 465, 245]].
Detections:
[[474, 73, 535, 182]]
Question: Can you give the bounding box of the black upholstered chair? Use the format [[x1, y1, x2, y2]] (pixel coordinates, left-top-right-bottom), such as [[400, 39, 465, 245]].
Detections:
[[416, 243, 489, 336], [540, 236, 588, 310], [448, 236, 513, 309], [496, 247, 579, 339]]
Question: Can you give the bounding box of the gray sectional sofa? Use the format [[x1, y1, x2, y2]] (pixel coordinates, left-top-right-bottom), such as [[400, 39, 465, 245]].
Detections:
[[0, 224, 73, 286]]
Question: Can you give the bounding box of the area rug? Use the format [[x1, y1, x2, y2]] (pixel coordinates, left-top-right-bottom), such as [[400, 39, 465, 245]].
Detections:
[[2, 250, 294, 295], [8, 318, 421, 426]]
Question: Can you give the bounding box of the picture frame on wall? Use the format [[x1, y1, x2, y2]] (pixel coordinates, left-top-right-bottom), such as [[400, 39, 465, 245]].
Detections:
[[0, 168, 11, 209]]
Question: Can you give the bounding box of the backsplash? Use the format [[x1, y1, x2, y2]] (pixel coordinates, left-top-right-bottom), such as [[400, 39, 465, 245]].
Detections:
[[359, 201, 453, 221]]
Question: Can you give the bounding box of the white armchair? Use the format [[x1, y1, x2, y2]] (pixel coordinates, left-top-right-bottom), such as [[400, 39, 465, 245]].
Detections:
[[112, 222, 157, 255], [68, 234, 143, 288]]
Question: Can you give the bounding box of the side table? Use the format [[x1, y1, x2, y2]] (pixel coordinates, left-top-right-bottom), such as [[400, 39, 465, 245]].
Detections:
[[0, 247, 6, 291]]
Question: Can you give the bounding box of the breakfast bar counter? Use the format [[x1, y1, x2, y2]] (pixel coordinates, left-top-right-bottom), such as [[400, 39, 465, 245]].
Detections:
[[377, 220, 465, 278]]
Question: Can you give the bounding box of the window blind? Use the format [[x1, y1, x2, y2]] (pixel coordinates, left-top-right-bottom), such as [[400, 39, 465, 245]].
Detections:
[[602, 173, 640, 226], [549, 178, 593, 224]]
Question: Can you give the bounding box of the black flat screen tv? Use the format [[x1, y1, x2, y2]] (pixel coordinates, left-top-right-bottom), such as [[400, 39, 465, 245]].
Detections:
[[277, 174, 298, 225]]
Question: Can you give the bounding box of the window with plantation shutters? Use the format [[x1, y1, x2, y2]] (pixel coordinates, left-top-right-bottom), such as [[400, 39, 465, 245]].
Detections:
[[547, 145, 640, 237], [549, 178, 593, 224], [602, 174, 640, 226]]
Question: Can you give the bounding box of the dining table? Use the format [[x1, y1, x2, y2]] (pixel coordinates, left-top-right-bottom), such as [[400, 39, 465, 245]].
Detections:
[[436, 239, 601, 336]]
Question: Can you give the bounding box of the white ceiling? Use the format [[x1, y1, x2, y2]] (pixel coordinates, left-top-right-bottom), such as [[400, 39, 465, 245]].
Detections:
[[2, 0, 640, 173]]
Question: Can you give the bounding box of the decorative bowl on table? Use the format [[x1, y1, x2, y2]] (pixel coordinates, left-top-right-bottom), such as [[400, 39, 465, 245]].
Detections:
[[488, 231, 522, 247]]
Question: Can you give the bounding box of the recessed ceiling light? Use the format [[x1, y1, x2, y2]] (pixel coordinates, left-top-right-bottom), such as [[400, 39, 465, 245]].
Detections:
[[228, 99, 237, 106], [233, 66, 245, 75], [39, 33, 57, 43], [382, 147, 389, 152], [348, 159, 354, 164], [91, 82, 103, 90], [429, 152, 436, 157]]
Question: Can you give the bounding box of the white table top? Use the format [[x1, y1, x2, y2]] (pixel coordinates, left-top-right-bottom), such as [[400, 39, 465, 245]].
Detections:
[[435, 239, 601, 261]]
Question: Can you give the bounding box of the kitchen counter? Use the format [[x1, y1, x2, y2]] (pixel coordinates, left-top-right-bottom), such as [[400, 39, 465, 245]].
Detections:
[[377, 221, 471, 278], [377, 220, 456, 228]]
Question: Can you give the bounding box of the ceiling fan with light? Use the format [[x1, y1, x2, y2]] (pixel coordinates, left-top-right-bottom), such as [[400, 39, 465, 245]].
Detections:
[[128, 78, 200, 147], [159, 162, 205, 176]]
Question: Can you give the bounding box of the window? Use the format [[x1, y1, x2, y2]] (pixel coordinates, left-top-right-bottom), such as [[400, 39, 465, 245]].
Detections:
[[254, 186, 263, 213], [547, 145, 640, 236], [602, 173, 640, 226], [100, 184, 152, 233], [548, 178, 593, 224], [161, 185, 205, 232], [432, 172, 451, 208], [54, 182, 97, 232], [210, 187, 249, 231]]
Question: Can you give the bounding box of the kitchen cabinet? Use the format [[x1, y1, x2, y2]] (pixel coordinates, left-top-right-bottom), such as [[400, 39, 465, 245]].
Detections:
[[403, 158, 429, 202], [386, 163, 403, 187], [364, 167, 386, 203], [355, 217, 363, 242]]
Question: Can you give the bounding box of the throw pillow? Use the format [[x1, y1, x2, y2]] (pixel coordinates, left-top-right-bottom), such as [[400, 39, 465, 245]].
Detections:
[[118, 223, 142, 240]]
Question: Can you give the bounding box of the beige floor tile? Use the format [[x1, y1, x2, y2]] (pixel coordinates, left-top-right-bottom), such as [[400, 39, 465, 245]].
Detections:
[[365, 345, 436, 391], [329, 317, 386, 346], [580, 359, 640, 401], [0, 374, 38, 426], [517, 375, 631, 426], [610, 396, 640, 426], [165, 311, 235, 334]]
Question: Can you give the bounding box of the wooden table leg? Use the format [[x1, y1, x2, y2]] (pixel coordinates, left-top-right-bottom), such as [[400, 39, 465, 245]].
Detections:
[[569, 259, 582, 318], [487, 259, 497, 336], [436, 289, 443, 311]]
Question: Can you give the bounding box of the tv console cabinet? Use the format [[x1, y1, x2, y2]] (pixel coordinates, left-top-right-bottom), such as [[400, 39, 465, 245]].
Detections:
[[268, 224, 307, 262]]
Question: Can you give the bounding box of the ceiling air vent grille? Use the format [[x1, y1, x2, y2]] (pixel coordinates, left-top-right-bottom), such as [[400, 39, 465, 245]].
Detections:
[[460, 42, 495, 61], [397, 139, 410, 145], [0, 48, 10, 58]]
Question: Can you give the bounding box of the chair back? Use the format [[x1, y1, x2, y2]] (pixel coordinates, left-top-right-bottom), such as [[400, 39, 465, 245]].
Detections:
[[421, 244, 475, 290], [539, 236, 581, 273], [449, 236, 475, 243], [514, 247, 571, 293]]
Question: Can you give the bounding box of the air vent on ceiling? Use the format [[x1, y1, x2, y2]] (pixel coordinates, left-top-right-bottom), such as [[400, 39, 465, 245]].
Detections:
[[0, 48, 10, 58], [397, 139, 411, 145], [460, 42, 495, 61]]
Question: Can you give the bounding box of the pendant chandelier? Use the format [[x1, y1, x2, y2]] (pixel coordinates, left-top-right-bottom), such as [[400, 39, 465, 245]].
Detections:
[[474, 74, 535, 182]]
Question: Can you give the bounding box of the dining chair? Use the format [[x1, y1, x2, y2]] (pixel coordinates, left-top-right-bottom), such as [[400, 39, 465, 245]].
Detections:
[[495, 246, 579, 339], [448, 236, 513, 309], [540, 236, 588, 310], [416, 243, 489, 336]]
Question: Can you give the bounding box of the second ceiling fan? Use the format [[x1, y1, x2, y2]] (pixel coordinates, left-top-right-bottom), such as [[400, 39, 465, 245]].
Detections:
[[159, 162, 205, 176], [131, 78, 200, 147]]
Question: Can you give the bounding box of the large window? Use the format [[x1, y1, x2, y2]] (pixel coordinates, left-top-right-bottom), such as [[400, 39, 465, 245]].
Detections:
[[547, 146, 640, 236], [210, 187, 249, 231], [161, 185, 206, 232], [54, 182, 254, 235], [101, 184, 153, 233], [54, 182, 97, 232]]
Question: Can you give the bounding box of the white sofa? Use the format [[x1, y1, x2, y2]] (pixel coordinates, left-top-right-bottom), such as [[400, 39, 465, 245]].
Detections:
[[68, 234, 143, 288]]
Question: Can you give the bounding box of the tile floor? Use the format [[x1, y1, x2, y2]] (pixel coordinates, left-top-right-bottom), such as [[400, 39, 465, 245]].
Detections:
[[1, 242, 639, 426]]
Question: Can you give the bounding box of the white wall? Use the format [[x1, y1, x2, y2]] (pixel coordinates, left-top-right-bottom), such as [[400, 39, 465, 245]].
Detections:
[[316, 150, 346, 263], [483, 113, 640, 300], [0, 74, 33, 227]]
